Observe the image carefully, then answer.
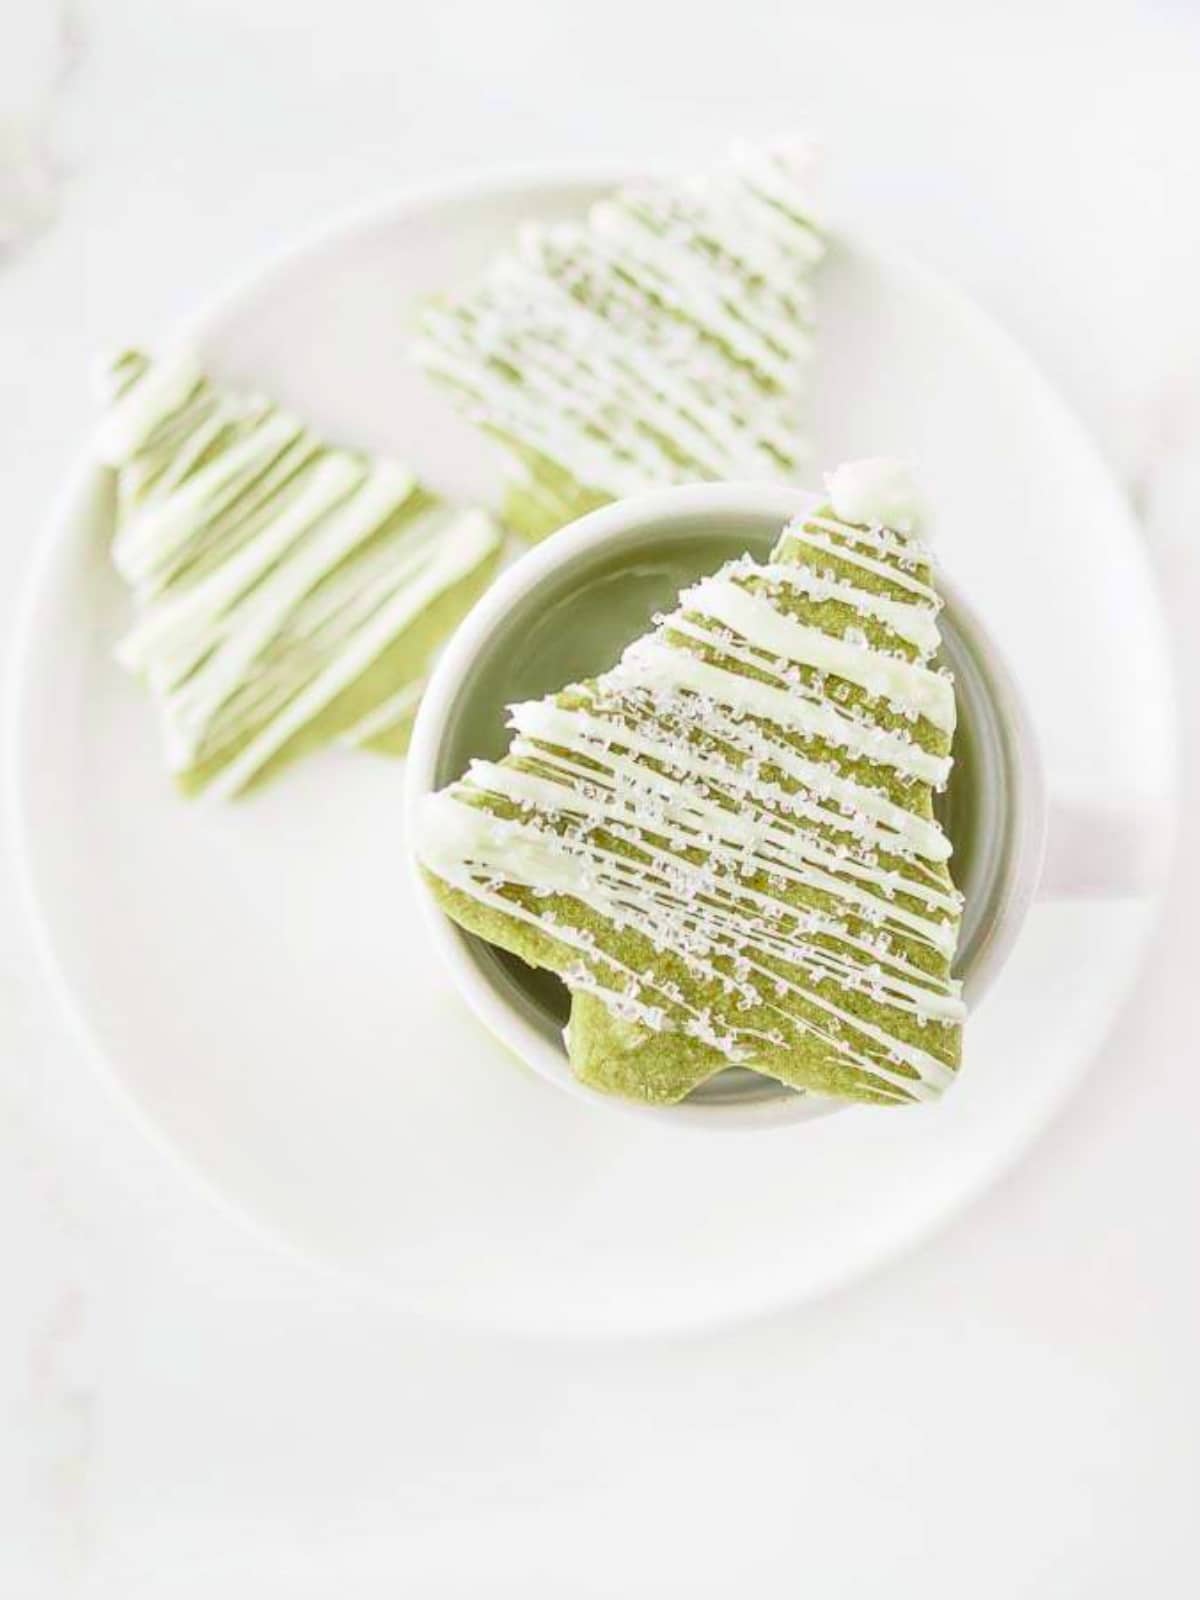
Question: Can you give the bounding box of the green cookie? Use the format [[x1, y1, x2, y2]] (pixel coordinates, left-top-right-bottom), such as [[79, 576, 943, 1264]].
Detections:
[[418, 468, 965, 1107], [415, 142, 824, 543], [96, 350, 503, 796]]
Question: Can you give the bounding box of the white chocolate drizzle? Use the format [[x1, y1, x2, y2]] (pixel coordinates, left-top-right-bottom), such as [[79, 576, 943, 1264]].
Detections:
[[414, 144, 824, 535], [419, 479, 965, 1104], [96, 350, 502, 793]]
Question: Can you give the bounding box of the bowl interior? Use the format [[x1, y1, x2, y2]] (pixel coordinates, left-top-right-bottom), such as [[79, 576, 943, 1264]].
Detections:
[[432, 504, 1026, 1108]]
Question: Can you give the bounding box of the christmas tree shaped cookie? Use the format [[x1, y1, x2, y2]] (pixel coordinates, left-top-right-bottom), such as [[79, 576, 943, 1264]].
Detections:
[[417, 461, 965, 1107], [97, 350, 503, 796], [415, 142, 824, 541]]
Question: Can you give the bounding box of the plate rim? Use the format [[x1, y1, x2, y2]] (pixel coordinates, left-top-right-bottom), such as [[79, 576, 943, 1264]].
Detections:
[[4, 161, 1181, 1337]]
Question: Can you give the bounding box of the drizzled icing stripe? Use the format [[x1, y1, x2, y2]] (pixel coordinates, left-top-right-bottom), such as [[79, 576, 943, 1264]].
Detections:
[[97, 350, 501, 794], [204, 511, 498, 800], [619, 638, 952, 788], [419, 479, 965, 1105], [679, 575, 956, 733], [748, 562, 942, 655], [506, 699, 950, 863], [782, 523, 938, 602], [414, 144, 824, 537]]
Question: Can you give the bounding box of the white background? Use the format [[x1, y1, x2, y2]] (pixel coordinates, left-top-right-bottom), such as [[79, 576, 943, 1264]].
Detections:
[[2, 0, 1198, 1593]]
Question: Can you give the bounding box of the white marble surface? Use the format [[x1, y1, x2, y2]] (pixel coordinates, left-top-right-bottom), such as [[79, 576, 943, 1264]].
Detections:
[[2, 0, 1199, 1593]]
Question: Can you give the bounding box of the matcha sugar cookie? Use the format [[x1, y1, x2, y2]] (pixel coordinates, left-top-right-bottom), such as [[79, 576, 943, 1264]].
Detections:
[[417, 461, 965, 1108], [97, 350, 503, 797], [415, 142, 824, 542]]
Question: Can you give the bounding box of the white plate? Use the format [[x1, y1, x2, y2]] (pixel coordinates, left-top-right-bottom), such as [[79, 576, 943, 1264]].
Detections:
[[8, 169, 1177, 1336]]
